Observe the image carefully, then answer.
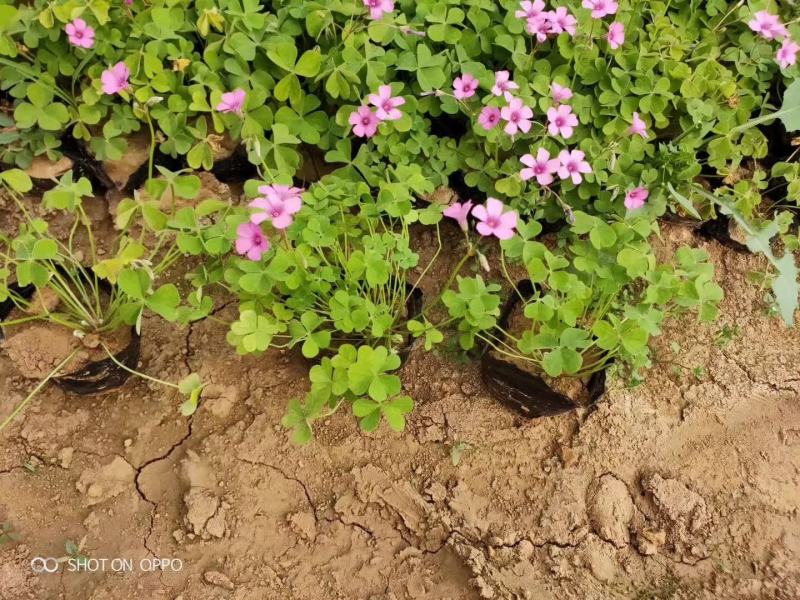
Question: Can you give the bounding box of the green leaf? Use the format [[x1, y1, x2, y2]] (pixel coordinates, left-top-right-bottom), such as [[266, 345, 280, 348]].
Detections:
[[294, 50, 322, 77], [589, 222, 617, 249], [777, 79, 800, 132], [31, 239, 58, 260], [178, 373, 203, 416], [667, 183, 702, 220], [771, 254, 799, 326], [1, 169, 32, 192], [118, 269, 150, 300], [146, 284, 181, 320]]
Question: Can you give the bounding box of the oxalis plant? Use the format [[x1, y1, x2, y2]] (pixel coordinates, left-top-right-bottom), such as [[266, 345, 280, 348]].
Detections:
[[1, 0, 798, 225], [404, 198, 724, 381], [0, 168, 229, 430], [189, 171, 442, 443]]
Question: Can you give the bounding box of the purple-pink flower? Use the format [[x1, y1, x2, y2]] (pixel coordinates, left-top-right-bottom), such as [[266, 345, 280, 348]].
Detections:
[[65, 18, 95, 49], [363, 0, 394, 20], [443, 200, 474, 232], [520, 149, 560, 186], [557, 149, 592, 185], [777, 38, 799, 69], [748, 11, 789, 41], [607, 22, 625, 49], [349, 106, 380, 137], [235, 222, 270, 261], [549, 7, 577, 36], [472, 198, 518, 240], [582, 0, 618, 19], [628, 112, 648, 139], [478, 106, 501, 131], [526, 14, 553, 43], [547, 104, 579, 139], [453, 73, 479, 100], [368, 85, 405, 121], [101, 62, 130, 95], [515, 0, 545, 19], [250, 185, 304, 230], [551, 82, 573, 103], [216, 89, 246, 115], [500, 98, 533, 136], [491, 70, 519, 98], [624, 187, 649, 210]]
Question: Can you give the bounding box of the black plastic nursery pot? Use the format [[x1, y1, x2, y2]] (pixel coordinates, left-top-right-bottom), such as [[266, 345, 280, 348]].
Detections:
[[0, 281, 141, 395], [696, 215, 750, 253], [480, 280, 609, 419]]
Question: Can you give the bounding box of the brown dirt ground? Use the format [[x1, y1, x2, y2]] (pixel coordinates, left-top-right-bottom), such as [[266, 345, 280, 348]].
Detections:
[[1, 191, 799, 599]]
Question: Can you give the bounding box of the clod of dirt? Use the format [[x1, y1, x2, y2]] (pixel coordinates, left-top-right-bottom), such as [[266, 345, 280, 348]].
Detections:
[[287, 511, 317, 541], [3, 322, 131, 379], [103, 132, 151, 189], [640, 473, 711, 562], [23, 287, 60, 315], [582, 536, 619, 582], [203, 570, 235, 591], [634, 526, 666, 556], [587, 474, 634, 548], [24, 155, 73, 181], [201, 383, 239, 419], [180, 451, 228, 539], [422, 186, 458, 205], [57, 447, 74, 469], [4, 323, 83, 379], [183, 487, 228, 539], [75, 456, 135, 506]]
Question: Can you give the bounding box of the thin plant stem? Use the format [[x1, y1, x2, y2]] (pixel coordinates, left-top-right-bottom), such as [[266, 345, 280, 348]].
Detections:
[[0, 349, 80, 433], [100, 343, 180, 389]]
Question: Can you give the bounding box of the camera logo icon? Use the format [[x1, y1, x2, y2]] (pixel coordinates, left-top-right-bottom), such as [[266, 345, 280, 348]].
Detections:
[[30, 557, 59, 573]]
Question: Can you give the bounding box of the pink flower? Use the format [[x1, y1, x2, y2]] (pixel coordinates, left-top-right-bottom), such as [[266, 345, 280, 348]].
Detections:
[[557, 149, 592, 185], [491, 70, 519, 98], [65, 18, 95, 49], [515, 0, 545, 19], [472, 198, 518, 240], [124, 0, 132, 5], [368, 85, 405, 121], [547, 104, 579, 138], [628, 112, 648, 139], [363, 0, 394, 20], [443, 200, 474, 232], [582, 0, 618, 19], [607, 22, 625, 49], [477, 106, 501, 131], [216, 89, 246, 115], [349, 106, 380, 137], [250, 185, 304, 230], [624, 187, 649, 210], [235, 222, 270, 261], [500, 98, 533, 136], [549, 7, 577, 36], [526, 14, 553, 43], [453, 73, 479, 100], [748, 11, 789, 41], [551, 82, 573, 103], [520, 149, 560, 186], [101, 62, 130, 95], [777, 38, 799, 69], [258, 183, 305, 202]]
